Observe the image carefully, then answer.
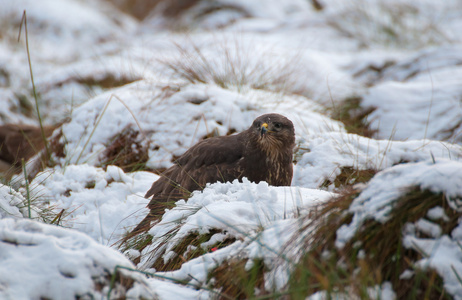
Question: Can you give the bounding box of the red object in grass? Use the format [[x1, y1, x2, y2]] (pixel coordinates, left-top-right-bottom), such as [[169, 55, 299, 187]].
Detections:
[[211, 247, 218, 252]]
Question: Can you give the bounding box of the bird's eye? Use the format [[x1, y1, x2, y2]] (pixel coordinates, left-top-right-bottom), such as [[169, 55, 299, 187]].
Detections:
[[255, 122, 261, 128], [274, 123, 282, 130]]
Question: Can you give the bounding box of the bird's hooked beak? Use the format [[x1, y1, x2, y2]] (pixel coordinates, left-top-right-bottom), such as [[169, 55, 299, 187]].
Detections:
[[260, 123, 268, 137]]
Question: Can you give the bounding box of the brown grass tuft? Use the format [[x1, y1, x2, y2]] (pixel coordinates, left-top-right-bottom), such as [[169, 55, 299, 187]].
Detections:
[[288, 187, 458, 299], [0, 124, 57, 181], [161, 40, 307, 97], [101, 127, 150, 172], [106, 0, 198, 20], [151, 230, 236, 272], [76, 74, 137, 90], [321, 166, 378, 190], [330, 96, 377, 138], [209, 259, 267, 299]]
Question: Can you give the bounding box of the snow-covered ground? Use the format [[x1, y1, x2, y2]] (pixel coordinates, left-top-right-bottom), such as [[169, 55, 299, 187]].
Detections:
[[1, 0, 462, 298]]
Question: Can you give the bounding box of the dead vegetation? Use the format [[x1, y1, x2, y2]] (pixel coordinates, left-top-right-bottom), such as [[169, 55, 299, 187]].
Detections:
[[160, 40, 308, 97], [321, 166, 378, 190], [101, 127, 151, 172], [327, 1, 453, 49], [76, 74, 138, 90], [106, 0, 198, 20], [151, 230, 236, 272], [0, 124, 57, 181], [288, 187, 458, 299], [209, 259, 267, 299], [330, 96, 377, 138]]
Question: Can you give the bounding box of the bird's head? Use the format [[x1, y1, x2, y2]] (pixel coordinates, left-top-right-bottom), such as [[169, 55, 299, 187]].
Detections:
[[251, 113, 295, 151]]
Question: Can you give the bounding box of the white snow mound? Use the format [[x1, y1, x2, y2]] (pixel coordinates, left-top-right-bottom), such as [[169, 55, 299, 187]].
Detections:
[[0, 218, 154, 299]]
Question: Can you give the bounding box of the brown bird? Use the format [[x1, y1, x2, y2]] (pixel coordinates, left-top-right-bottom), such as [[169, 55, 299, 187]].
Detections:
[[134, 113, 295, 233]]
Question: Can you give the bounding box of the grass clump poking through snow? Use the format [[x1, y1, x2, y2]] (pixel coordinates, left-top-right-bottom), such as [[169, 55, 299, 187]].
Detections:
[[288, 186, 458, 299], [161, 39, 303, 95], [330, 96, 377, 138], [288, 189, 357, 298], [77, 73, 138, 91], [101, 127, 151, 173], [152, 229, 236, 272], [327, 1, 453, 49], [128, 181, 334, 296], [121, 201, 236, 271], [209, 258, 267, 299], [321, 166, 377, 190]]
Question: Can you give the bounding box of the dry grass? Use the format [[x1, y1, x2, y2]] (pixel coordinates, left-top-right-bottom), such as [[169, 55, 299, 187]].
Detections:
[[209, 259, 267, 299], [106, 0, 198, 20], [0, 124, 57, 182], [160, 39, 308, 97], [101, 127, 151, 172], [76, 74, 137, 90], [321, 166, 378, 190], [327, 1, 453, 49], [151, 230, 236, 272], [330, 96, 377, 138], [287, 187, 458, 299]]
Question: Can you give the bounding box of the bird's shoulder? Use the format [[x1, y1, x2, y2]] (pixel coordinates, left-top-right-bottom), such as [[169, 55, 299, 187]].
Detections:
[[176, 131, 247, 168]]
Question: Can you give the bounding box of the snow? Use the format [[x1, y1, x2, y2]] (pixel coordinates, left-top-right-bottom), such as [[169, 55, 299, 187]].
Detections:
[[0, 218, 154, 299], [1, 0, 462, 298], [1, 0, 136, 63], [293, 132, 461, 188], [427, 206, 450, 221], [27, 164, 156, 245], [0, 185, 27, 219], [403, 234, 462, 298], [307, 282, 396, 300], [414, 218, 442, 238], [146, 179, 328, 241], [334, 158, 462, 299], [148, 278, 209, 300], [140, 179, 333, 288], [363, 77, 462, 142], [336, 159, 462, 248]]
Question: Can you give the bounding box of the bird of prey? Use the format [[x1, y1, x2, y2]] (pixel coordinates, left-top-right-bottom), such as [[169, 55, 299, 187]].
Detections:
[[133, 113, 295, 233]]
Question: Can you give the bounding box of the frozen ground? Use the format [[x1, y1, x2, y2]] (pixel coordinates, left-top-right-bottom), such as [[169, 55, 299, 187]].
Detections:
[[1, 0, 462, 299]]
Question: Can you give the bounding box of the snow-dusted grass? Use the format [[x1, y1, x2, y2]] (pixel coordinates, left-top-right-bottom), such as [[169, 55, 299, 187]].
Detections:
[[293, 132, 461, 189], [289, 159, 462, 299], [160, 38, 310, 96], [325, 0, 457, 49], [136, 180, 332, 273], [362, 46, 462, 143], [25, 164, 156, 245]]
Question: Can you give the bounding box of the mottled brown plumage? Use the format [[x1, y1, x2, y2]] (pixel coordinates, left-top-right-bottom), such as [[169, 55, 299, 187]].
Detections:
[[134, 113, 295, 232]]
